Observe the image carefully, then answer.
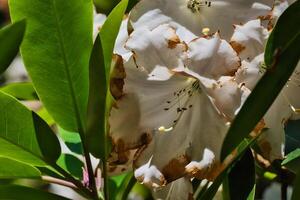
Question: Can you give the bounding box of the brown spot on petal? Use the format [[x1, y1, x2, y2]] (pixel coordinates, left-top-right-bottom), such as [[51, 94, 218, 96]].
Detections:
[[258, 140, 272, 160], [110, 55, 126, 100], [230, 41, 245, 55], [162, 155, 190, 182], [168, 36, 180, 49], [186, 162, 225, 181]]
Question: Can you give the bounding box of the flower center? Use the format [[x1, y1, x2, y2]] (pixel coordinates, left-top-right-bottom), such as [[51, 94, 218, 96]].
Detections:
[[187, 0, 211, 13]]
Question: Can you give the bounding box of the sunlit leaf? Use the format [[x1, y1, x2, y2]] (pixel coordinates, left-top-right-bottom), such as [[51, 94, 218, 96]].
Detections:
[[0, 20, 26, 74], [0, 91, 61, 166], [57, 154, 84, 179], [0, 82, 37, 100], [58, 127, 82, 155], [221, 0, 300, 160], [0, 157, 41, 179], [9, 0, 93, 132]]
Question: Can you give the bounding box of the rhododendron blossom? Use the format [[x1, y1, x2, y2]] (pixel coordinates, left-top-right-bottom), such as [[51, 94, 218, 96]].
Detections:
[[106, 0, 299, 197]]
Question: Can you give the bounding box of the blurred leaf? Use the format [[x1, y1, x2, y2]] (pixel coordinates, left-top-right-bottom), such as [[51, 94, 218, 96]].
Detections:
[[0, 82, 37, 100], [247, 185, 256, 200], [282, 148, 300, 166], [221, 0, 300, 160], [87, 0, 128, 158], [285, 120, 300, 153], [57, 154, 84, 179], [115, 172, 136, 200], [94, 0, 137, 15], [292, 169, 300, 200], [0, 91, 61, 166], [226, 149, 255, 200], [9, 0, 93, 132], [0, 157, 41, 179], [0, 20, 26, 74], [59, 126, 82, 154], [0, 185, 71, 200]]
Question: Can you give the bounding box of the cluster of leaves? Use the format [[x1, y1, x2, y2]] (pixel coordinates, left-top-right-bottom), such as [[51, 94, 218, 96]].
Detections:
[[0, 0, 299, 199]]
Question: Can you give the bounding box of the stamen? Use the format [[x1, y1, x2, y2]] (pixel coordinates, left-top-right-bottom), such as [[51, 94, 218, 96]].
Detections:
[[158, 126, 173, 133], [187, 0, 211, 13]]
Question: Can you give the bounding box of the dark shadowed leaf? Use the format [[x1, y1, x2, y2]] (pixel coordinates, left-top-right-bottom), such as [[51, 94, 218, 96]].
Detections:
[[0, 157, 41, 179], [221, 0, 300, 160], [0, 185, 71, 200], [0, 82, 37, 100], [59, 127, 82, 154], [57, 154, 84, 179], [292, 169, 300, 200], [0, 20, 26, 74], [226, 149, 255, 200], [0, 91, 61, 166], [87, 0, 128, 158], [9, 0, 93, 132]]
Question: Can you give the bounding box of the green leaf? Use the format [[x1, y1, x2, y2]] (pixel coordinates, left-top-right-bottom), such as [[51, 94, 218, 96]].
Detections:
[[115, 172, 136, 200], [0, 91, 61, 166], [87, 0, 128, 158], [57, 154, 84, 179], [221, 0, 300, 160], [9, 0, 93, 132], [282, 148, 300, 165], [292, 170, 300, 200], [0, 20, 26, 74], [226, 149, 255, 200], [0, 185, 71, 200], [247, 185, 256, 200], [0, 157, 41, 179], [0, 82, 38, 100], [59, 127, 82, 154], [198, 135, 261, 200]]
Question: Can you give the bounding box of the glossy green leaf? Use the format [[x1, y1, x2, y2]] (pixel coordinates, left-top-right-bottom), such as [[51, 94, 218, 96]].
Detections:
[[0, 157, 41, 179], [57, 154, 84, 179], [0, 91, 61, 166], [292, 170, 300, 200], [0, 185, 71, 200], [115, 172, 136, 200], [227, 149, 255, 200], [221, 1, 300, 160], [0, 20, 26, 74], [59, 127, 82, 154], [0, 82, 37, 100], [87, 0, 128, 158], [9, 0, 93, 132]]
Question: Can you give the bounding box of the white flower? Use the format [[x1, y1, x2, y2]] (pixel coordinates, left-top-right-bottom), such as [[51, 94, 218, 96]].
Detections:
[[108, 0, 297, 192]]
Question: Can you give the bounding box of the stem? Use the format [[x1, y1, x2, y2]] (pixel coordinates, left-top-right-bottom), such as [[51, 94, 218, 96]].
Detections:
[[281, 183, 287, 200], [79, 133, 99, 200], [42, 176, 77, 189], [52, 163, 93, 197]]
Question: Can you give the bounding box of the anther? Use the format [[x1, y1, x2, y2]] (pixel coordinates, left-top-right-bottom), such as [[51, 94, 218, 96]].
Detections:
[[158, 126, 173, 133]]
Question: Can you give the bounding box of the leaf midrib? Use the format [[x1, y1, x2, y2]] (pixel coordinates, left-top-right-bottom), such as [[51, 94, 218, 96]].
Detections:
[[52, 0, 84, 132]]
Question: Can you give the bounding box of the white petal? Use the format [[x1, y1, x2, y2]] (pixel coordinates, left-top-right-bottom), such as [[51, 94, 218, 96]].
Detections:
[[152, 177, 193, 200], [206, 76, 251, 120], [113, 18, 132, 61], [130, 0, 273, 40], [93, 13, 106, 39], [230, 19, 269, 61], [184, 34, 240, 80], [284, 62, 300, 120], [133, 90, 228, 185], [235, 53, 265, 90], [125, 24, 187, 75]]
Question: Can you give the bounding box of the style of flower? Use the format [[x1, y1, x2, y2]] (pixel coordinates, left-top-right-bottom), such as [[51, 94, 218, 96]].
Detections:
[[106, 0, 298, 198]]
